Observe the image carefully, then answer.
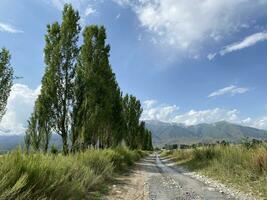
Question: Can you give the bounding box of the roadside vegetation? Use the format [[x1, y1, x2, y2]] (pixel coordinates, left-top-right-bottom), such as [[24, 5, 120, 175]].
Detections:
[[0, 146, 147, 200], [23, 4, 153, 154], [0, 3, 152, 200], [162, 141, 267, 198]]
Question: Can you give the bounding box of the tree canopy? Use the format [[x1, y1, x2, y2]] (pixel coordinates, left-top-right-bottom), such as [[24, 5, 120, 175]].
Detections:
[[0, 48, 13, 121], [26, 4, 153, 153]]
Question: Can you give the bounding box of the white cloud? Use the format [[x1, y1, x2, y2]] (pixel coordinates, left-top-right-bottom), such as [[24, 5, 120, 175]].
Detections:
[[116, 13, 121, 19], [0, 84, 40, 135], [241, 117, 267, 130], [113, 0, 130, 6], [207, 53, 217, 61], [220, 32, 267, 55], [85, 6, 96, 16], [208, 32, 267, 60], [114, 0, 267, 56], [173, 108, 239, 126], [142, 99, 267, 129], [0, 22, 23, 33], [142, 100, 179, 122], [208, 85, 249, 98], [49, 0, 97, 27], [143, 99, 157, 108], [142, 100, 240, 125]]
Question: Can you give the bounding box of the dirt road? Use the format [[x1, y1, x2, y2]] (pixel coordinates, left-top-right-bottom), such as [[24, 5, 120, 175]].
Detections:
[[106, 153, 237, 200]]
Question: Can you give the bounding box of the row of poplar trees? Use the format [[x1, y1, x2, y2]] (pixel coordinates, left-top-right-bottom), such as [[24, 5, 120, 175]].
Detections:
[[25, 4, 153, 154]]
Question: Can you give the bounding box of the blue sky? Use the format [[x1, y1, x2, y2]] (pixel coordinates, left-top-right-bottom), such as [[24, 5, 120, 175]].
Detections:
[[1, 0, 267, 134]]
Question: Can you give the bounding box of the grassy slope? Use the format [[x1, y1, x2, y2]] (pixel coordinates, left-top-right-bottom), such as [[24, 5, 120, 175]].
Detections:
[[162, 145, 267, 198], [0, 147, 147, 200]]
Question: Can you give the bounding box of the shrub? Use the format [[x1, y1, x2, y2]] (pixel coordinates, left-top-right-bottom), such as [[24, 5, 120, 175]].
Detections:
[[50, 144, 58, 155], [193, 147, 218, 161], [251, 147, 267, 174]]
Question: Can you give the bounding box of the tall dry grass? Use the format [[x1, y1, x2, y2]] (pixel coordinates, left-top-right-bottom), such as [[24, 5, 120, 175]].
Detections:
[[166, 144, 267, 198], [0, 146, 146, 200]]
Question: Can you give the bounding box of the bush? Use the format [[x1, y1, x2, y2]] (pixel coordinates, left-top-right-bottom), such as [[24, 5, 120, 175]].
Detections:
[[193, 147, 218, 161], [251, 147, 267, 174], [50, 144, 58, 155]]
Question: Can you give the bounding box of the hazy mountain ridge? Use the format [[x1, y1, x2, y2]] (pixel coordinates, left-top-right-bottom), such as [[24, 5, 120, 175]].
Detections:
[[145, 120, 267, 146], [0, 134, 62, 153], [1, 120, 267, 151]]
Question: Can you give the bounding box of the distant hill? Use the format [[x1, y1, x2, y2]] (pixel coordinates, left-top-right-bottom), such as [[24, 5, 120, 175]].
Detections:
[[0, 134, 62, 153], [145, 120, 267, 147], [1, 120, 267, 151]]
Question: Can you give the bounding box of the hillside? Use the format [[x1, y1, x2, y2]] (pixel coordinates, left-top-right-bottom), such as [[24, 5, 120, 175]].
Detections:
[[1, 120, 267, 151], [145, 120, 267, 147], [0, 134, 62, 153]]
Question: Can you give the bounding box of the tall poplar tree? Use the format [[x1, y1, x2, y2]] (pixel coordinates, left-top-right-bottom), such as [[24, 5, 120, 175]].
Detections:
[[44, 4, 80, 154], [0, 48, 13, 121], [25, 93, 52, 152], [25, 105, 42, 151], [122, 94, 143, 149], [73, 25, 125, 149]]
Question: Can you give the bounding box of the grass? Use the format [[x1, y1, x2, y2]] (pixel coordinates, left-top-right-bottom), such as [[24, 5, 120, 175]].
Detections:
[[0, 146, 147, 200], [163, 144, 267, 198]]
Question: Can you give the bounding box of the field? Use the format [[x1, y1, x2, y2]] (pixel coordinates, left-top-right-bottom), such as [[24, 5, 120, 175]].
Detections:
[[162, 143, 267, 198], [0, 146, 147, 200]]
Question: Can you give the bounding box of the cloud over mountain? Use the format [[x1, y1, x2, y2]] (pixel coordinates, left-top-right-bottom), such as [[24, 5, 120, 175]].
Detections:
[[0, 84, 40, 135]]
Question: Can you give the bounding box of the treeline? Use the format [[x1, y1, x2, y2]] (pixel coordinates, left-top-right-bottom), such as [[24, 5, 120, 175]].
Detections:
[[163, 138, 267, 150], [24, 4, 153, 154]]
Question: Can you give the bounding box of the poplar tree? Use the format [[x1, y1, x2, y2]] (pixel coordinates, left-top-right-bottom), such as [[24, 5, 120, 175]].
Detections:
[[0, 48, 13, 121], [73, 26, 124, 149], [25, 106, 42, 151], [37, 93, 52, 153], [26, 4, 153, 153], [44, 4, 80, 154], [122, 94, 143, 149], [25, 94, 52, 152]]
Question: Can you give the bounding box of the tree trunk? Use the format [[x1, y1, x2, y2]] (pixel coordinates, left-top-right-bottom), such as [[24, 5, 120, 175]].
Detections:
[[44, 134, 49, 153], [62, 132, 68, 155]]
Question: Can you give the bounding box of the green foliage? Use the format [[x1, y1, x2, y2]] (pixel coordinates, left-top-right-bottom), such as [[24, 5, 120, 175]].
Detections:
[[25, 110, 42, 151], [242, 137, 263, 149], [122, 94, 152, 150], [25, 96, 52, 153], [27, 4, 153, 154], [192, 147, 218, 161], [0, 48, 13, 121], [0, 148, 145, 200], [42, 4, 81, 155], [73, 25, 125, 149], [50, 144, 58, 155]]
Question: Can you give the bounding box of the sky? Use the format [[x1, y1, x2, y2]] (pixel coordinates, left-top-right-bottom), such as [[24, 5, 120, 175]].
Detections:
[[1, 0, 267, 135]]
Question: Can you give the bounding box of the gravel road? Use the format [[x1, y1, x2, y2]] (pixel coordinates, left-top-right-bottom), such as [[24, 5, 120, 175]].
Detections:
[[106, 153, 257, 200], [144, 153, 236, 200]]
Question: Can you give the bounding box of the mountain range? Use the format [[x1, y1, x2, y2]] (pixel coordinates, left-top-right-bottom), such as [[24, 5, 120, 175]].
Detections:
[[0, 134, 62, 153], [1, 120, 267, 151], [145, 120, 267, 147]]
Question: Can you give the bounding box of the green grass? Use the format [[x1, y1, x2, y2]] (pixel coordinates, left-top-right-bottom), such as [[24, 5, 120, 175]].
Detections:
[[0, 146, 147, 200], [164, 144, 267, 198]]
